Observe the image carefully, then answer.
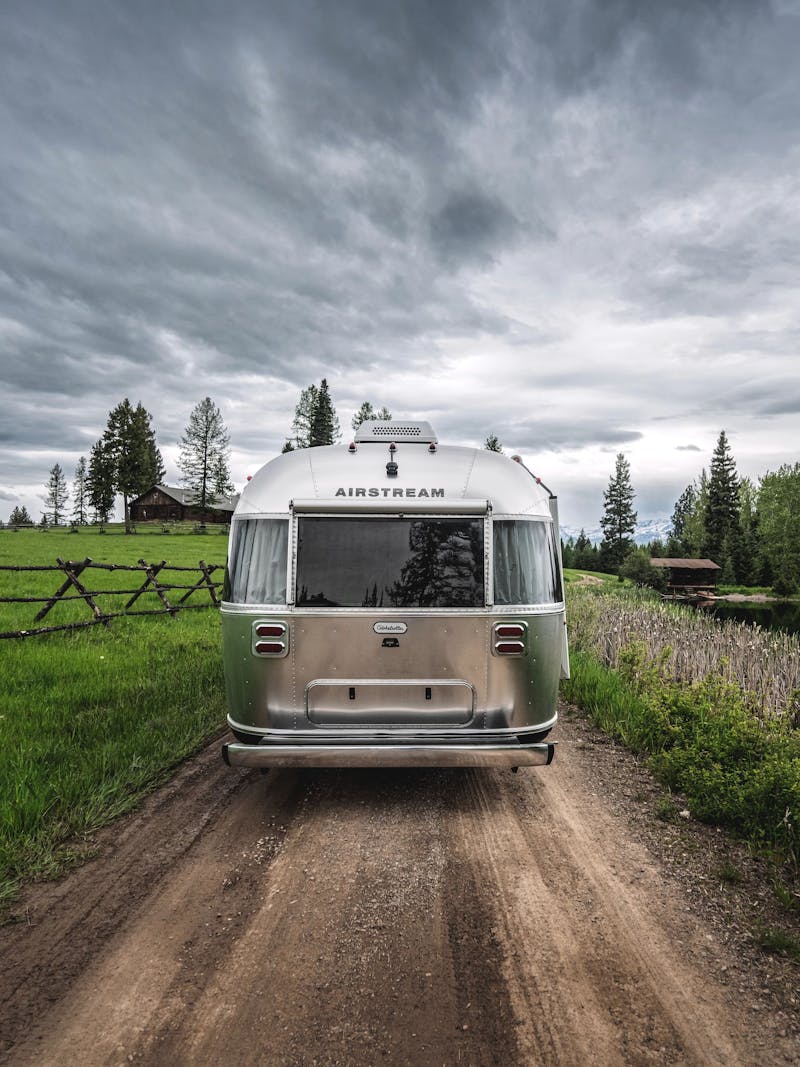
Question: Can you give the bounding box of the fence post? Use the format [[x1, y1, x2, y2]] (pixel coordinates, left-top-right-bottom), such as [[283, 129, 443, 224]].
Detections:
[[177, 560, 221, 607], [129, 559, 174, 614], [33, 557, 107, 624]]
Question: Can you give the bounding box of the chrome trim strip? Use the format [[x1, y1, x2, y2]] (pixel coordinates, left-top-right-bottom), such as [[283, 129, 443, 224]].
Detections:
[[225, 713, 559, 740], [221, 604, 566, 616], [223, 741, 556, 769], [305, 677, 475, 691]]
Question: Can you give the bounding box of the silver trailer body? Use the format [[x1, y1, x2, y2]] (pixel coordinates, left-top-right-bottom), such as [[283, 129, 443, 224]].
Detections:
[[221, 421, 569, 769]]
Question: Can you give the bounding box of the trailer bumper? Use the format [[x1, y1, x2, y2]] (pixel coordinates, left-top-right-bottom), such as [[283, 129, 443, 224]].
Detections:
[[222, 739, 555, 769]]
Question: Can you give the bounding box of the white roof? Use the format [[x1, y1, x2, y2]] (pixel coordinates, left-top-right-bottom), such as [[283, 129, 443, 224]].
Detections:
[[235, 442, 553, 518]]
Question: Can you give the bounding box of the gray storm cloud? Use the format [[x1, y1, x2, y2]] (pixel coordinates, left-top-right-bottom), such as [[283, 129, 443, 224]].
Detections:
[[1, 0, 798, 527]]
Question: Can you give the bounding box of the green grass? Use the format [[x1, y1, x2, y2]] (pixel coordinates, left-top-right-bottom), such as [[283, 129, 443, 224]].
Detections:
[[564, 581, 800, 907], [753, 927, 800, 961], [562, 646, 800, 861], [0, 528, 229, 912], [654, 795, 681, 823], [0, 527, 228, 635], [716, 860, 744, 885], [563, 568, 617, 584]]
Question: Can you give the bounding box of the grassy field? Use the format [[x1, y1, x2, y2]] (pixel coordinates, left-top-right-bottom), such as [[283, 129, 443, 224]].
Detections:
[[562, 567, 617, 584], [0, 525, 229, 633], [0, 526, 229, 912], [563, 583, 800, 866]]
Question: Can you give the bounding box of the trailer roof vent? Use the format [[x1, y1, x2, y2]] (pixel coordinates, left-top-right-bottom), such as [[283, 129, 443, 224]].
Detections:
[[354, 420, 437, 444]]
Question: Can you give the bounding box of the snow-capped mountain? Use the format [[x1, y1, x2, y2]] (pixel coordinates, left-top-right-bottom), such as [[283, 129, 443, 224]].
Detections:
[[561, 518, 673, 546]]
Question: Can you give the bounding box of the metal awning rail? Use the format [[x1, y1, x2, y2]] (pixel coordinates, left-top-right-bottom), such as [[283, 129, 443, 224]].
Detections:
[[289, 498, 490, 514]]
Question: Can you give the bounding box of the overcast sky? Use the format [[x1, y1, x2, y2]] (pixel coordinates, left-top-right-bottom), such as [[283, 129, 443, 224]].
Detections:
[[2, 0, 799, 530]]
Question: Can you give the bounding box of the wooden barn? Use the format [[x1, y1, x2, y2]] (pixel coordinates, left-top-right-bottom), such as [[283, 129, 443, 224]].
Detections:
[[129, 485, 239, 525], [649, 558, 721, 596]]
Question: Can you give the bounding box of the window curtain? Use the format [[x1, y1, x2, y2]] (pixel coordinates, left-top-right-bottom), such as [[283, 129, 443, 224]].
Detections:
[[229, 519, 288, 604], [493, 520, 562, 605]]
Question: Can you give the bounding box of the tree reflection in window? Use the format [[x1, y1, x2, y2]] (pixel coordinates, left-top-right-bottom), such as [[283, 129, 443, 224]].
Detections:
[[295, 517, 484, 608], [385, 521, 483, 607]]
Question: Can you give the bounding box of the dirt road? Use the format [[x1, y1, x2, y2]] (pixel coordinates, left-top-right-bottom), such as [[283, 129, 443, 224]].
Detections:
[[1, 709, 797, 1066]]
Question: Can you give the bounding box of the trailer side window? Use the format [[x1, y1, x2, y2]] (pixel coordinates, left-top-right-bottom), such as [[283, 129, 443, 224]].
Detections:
[[296, 517, 484, 608], [493, 520, 563, 605], [227, 519, 288, 604]]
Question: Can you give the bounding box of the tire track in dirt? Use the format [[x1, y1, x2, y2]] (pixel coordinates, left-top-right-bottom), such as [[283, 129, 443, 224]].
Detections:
[[5, 768, 520, 1066], [1, 720, 792, 1066], [451, 768, 746, 1065], [132, 768, 519, 1066]]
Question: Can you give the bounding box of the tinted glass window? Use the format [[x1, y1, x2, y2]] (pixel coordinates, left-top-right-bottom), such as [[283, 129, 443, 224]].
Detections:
[[296, 517, 484, 608], [493, 520, 563, 605]]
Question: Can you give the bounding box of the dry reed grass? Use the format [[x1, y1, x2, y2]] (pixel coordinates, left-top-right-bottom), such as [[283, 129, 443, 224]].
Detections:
[[567, 587, 800, 720]]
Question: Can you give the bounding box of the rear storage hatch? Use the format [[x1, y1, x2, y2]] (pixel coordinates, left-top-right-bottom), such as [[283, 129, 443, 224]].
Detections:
[[306, 680, 474, 726]]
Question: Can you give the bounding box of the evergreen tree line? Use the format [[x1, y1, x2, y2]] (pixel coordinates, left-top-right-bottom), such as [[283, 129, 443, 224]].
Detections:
[[279, 380, 393, 452], [280, 378, 506, 454], [7, 397, 235, 532], [562, 431, 800, 594], [7, 375, 511, 528]]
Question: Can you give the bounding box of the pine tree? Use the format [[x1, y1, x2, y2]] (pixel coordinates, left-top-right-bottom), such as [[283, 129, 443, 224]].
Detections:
[[87, 438, 116, 524], [352, 402, 392, 431], [71, 456, 89, 525], [704, 430, 740, 567], [132, 402, 165, 485], [44, 463, 69, 525], [290, 380, 342, 448], [178, 397, 234, 513], [308, 379, 340, 446], [757, 463, 800, 595], [599, 453, 637, 570], [290, 384, 319, 448], [681, 470, 708, 557], [561, 536, 575, 569], [574, 529, 594, 570], [668, 484, 697, 555], [9, 505, 33, 526], [484, 434, 503, 453], [736, 477, 759, 585], [101, 399, 165, 531]]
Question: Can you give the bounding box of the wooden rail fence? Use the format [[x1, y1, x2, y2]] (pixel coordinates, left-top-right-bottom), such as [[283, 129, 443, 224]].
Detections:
[[0, 557, 224, 639]]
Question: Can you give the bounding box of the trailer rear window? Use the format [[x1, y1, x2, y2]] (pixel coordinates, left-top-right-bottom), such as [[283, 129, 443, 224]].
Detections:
[[493, 520, 563, 605], [296, 517, 484, 608], [227, 519, 289, 604]]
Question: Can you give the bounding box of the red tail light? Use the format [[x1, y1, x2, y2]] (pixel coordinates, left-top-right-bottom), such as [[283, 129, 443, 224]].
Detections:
[[492, 621, 527, 656], [252, 621, 289, 657], [255, 640, 285, 655], [495, 640, 525, 655]]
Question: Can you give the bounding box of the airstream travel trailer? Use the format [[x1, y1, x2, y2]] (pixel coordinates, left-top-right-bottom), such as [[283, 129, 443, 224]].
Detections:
[[221, 421, 569, 769]]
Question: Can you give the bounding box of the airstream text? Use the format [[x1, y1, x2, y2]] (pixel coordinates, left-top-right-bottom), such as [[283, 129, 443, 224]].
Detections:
[[335, 487, 445, 497]]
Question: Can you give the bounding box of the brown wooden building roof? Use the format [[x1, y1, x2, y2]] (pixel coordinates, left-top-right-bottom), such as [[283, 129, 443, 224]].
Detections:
[[131, 485, 239, 513]]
